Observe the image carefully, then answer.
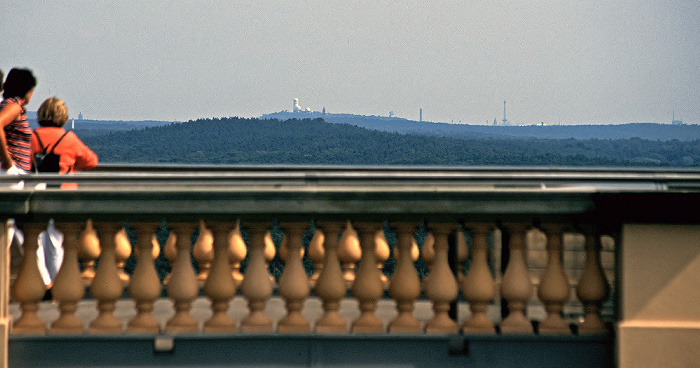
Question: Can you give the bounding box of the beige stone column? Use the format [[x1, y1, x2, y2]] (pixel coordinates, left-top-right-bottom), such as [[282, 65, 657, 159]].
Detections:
[[307, 228, 325, 287], [228, 220, 247, 286], [338, 220, 361, 287], [161, 231, 177, 285], [78, 219, 100, 287], [500, 223, 534, 334], [351, 222, 385, 333], [314, 222, 347, 333], [203, 222, 237, 333], [192, 220, 214, 288], [126, 222, 162, 334], [11, 223, 47, 334], [537, 224, 572, 334], [50, 222, 86, 334], [424, 224, 459, 334], [89, 222, 125, 334], [461, 224, 496, 334], [374, 229, 391, 287], [114, 227, 132, 286], [576, 226, 608, 334], [388, 223, 422, 333], [277, 223, 311, 333], [263, 231, 277, 286], [239, 224, 274, 332], [165, 222, 199, 334]]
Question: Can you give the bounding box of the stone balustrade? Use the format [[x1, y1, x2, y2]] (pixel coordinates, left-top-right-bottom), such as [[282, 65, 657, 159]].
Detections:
[[7, 218, 613, 336], [2, 166, 700, 367]]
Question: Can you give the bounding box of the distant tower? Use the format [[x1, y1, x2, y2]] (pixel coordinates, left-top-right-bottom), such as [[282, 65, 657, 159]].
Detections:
[[78, 112, 83, 121], [322, 107, 326, 118], [502, 101, 508, 125], [293, 98, 301, 113], [419, 108, 423, 122], [672, 110, 683, 125]]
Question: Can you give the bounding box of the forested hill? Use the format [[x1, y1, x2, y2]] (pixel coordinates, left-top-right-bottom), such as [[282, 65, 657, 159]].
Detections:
[[262, 111, 700, 141], [82, 117, 700, 167]]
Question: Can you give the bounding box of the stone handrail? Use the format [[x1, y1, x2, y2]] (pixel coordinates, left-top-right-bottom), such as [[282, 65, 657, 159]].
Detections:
[[3, 166, 700, 367]]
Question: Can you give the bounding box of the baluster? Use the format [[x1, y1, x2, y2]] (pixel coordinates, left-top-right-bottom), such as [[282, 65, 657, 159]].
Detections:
[[89, 222, 125, 334], [50, 222, 85, 334], [388, 223, 422, 333], [279, 234, 305, 263], [420, 231, 435, 285], [314, 222, 347, 333], [161, 231, 177, 285], [149, 235, 161, 260], [374, 229, 391, 288], [461, 224, 496, 334], [203, 222, 237, 333], [240, 224, 274, 332], [78, 219, 100, 287], [424, 224, 459, 334], [308, 228, 325, 287], [576, 226, 609, 334], [228, 220, 247, 286], [500, 223, 534, 334], [192, 220, 214, 287], [393, 236, 420, 263], [114, 227, 132, 286], [165, 222, 199, 334], [538, 224, 572, 334], [277, 223, 311, 332], [456, 227, 469, 283], [126, 222, 162, 334], [338, 220, 361, 287], [12, 223, 48, 334], [351, 222, 385, 333], [264, 231, 277, 286]]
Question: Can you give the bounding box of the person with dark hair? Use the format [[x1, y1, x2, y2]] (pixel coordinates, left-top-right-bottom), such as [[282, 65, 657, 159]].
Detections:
[[0, 69, 4, 93], [0, 68, 37, 174]]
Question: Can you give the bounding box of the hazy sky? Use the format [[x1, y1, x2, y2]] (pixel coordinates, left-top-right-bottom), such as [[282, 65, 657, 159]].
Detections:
[[2, 1, 699, 124]]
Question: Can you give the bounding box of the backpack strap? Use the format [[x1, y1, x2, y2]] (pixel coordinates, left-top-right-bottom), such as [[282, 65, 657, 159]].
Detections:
[[33, 131, 48, 153], [34, 130, 70, 154], [48, 131, 71, 155]]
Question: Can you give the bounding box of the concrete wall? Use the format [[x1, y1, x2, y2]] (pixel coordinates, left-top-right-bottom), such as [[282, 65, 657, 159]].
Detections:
[[1, 221, 10, 368], [618, 224, 700, 368]]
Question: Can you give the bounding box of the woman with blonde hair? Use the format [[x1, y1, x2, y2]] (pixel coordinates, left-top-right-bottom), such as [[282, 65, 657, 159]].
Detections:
[[30, 97, 98, 294], [31, 97, 98, 174]]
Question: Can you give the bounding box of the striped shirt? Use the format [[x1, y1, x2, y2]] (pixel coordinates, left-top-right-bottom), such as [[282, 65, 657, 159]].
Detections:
[[1, 98, 32, 170]]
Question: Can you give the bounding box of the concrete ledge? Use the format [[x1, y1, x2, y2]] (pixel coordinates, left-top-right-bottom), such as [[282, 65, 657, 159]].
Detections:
[[618, 322, 700, 368], [9, 333, 614, 368]]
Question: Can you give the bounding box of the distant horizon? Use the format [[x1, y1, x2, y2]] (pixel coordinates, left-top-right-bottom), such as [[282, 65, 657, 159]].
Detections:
[[28, 108, 691, 127], [3, 2, 697, 125]]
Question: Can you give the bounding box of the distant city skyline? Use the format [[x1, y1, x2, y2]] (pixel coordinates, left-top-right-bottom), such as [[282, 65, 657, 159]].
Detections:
[[2, 1, 698, 125]]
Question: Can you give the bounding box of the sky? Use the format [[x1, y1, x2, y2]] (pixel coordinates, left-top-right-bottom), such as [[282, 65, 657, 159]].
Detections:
[[2, 1, 699, 125]]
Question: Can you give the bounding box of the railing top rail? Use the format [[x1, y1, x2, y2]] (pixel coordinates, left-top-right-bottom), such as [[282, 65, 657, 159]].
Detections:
[[2, 164, 700, 189], [1, 165, 699, 224]]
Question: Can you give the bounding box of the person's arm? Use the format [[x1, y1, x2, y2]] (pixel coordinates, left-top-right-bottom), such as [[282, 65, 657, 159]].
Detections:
[[70, 134, 99, 171], [0, 103, 22, 170]]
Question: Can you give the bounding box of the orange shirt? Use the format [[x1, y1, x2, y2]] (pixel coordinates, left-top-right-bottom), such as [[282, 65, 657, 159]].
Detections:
[[30, 127, 98, 174]]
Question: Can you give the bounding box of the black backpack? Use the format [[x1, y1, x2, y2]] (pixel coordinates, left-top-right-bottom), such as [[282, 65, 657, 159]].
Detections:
[[33, 131, 70, 173]]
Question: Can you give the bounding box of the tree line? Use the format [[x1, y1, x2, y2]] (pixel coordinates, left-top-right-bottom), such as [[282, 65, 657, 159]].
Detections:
[[82, 117, 700, 167]]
